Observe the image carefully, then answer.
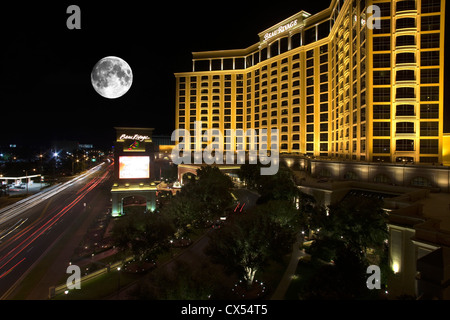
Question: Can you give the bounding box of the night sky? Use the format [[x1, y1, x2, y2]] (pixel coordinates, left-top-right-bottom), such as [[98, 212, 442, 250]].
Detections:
[[1, 1, 448, 149], [0, 1, 332, 149]]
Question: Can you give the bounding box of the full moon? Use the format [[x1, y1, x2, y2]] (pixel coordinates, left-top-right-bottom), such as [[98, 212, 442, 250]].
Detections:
[[91, 56, 133, 99]]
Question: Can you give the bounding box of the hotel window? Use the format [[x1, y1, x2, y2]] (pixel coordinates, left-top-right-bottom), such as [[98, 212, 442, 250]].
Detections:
[[195, 60, 209, 71], [235, 58, 245, 70], [292, 33, 301, 50], [420, 51, 439, 66], [373, 53, 391, 68], [420, 69, 439, 84], [378, 2, 391, 16], [373, 70, 391, 85], [373, 139, 390, 153], [223, 59, 233, 70], [421, 0, 441, 13], [261, 47, 267, 61], [396, 35, 415, 47], [420, 104, 439, 118], [420, 139, 438, 154], [396, 0, 416, 12], [411, 176, 432, 187], [421, 33, 440, 49], [318, 20, 330, 40], [396, 139, 414, 151], [396, 52, 415, 64], [420, 86, 439, 101], [373, 105, 391, 119], [304, 27, 316, 45], [396, 104, 415, 116], [373, 19, 391, 34], [396, 70, 415, 81], [373, 36, 391, 51], [396, 87, 415, 99], [270, 42, 278, 58], [396, 122, 414, 133], [320, 64, 328, 73], [280, 37, 289, 54], [373, 87, 391, 102], [373, 122, 391, 136], [211, 59, 221, 71], [421, 15, 440, 31], [420, 122, 439, 136], [396, 17, 415, 29]]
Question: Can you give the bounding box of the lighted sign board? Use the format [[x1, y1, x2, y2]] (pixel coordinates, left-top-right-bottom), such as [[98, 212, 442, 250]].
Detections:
[[264, 19, 298, 41], [119, 156, 150, 179], [119, 134, 150, 142]]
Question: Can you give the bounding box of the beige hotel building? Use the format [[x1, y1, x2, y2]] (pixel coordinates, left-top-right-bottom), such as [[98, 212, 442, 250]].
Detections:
[[174, 0, 448, 165]]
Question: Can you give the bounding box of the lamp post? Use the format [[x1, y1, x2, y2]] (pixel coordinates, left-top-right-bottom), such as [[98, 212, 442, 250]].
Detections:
[[117, 266, 121, 298]]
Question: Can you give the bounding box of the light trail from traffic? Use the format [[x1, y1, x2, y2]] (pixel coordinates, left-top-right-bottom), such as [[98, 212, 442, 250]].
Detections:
[[0, 163, 105, 226], [0, 163, 112, 284]]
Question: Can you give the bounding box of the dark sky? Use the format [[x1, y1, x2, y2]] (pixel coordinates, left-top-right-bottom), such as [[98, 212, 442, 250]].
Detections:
[[0, 0, 331, 149], [2, 1, 447, 150]]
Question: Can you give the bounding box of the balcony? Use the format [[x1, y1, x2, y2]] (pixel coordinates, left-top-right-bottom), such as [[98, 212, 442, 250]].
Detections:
[[394, 27, 417, 35], [395, 10, 417, 18], [395, 131, 416, 137]]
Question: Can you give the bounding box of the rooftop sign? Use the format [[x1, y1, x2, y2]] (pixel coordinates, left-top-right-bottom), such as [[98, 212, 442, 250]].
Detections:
[[264, 19, 298, 41], [258, 10, 310, 43]]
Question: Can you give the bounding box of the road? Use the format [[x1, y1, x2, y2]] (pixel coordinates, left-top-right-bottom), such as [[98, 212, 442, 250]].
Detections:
[[0, 162, 113, 299]]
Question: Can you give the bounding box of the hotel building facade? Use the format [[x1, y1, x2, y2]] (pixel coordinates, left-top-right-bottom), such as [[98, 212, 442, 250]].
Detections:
[[174, 0, 447, 165]]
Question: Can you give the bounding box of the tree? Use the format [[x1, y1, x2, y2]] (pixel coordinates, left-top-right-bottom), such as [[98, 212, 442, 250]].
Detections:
[[252, 199, 300, 259], [237, 163, 262, 189], [306, 195, 389, 298], [254, 199, 299, 227], [311, 196, 388, 262], [256, 166, 299, 204], [192, 165, 234, 217], [161, 191, 203, 235], [162, 165, 234, 234], [206, 214, 272, 287], [112, 211, 175, 261]]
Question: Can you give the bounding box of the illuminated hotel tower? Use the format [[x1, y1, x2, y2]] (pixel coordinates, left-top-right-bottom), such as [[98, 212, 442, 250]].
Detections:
[[174, 0, 447, 164]]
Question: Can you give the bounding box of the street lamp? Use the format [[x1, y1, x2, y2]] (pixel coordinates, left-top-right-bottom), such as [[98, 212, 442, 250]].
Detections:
[[117, 266, 121, 297]]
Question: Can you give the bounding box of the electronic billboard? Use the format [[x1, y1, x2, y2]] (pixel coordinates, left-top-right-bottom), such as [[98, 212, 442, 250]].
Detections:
[[118, 156, 150, 179]]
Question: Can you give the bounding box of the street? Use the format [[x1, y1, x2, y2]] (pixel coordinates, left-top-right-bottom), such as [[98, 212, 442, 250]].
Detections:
[[0, 162, 113, 299]]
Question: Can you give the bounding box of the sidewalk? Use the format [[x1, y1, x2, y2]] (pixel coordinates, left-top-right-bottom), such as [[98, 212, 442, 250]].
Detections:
[[271, 234, 309, 300]]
